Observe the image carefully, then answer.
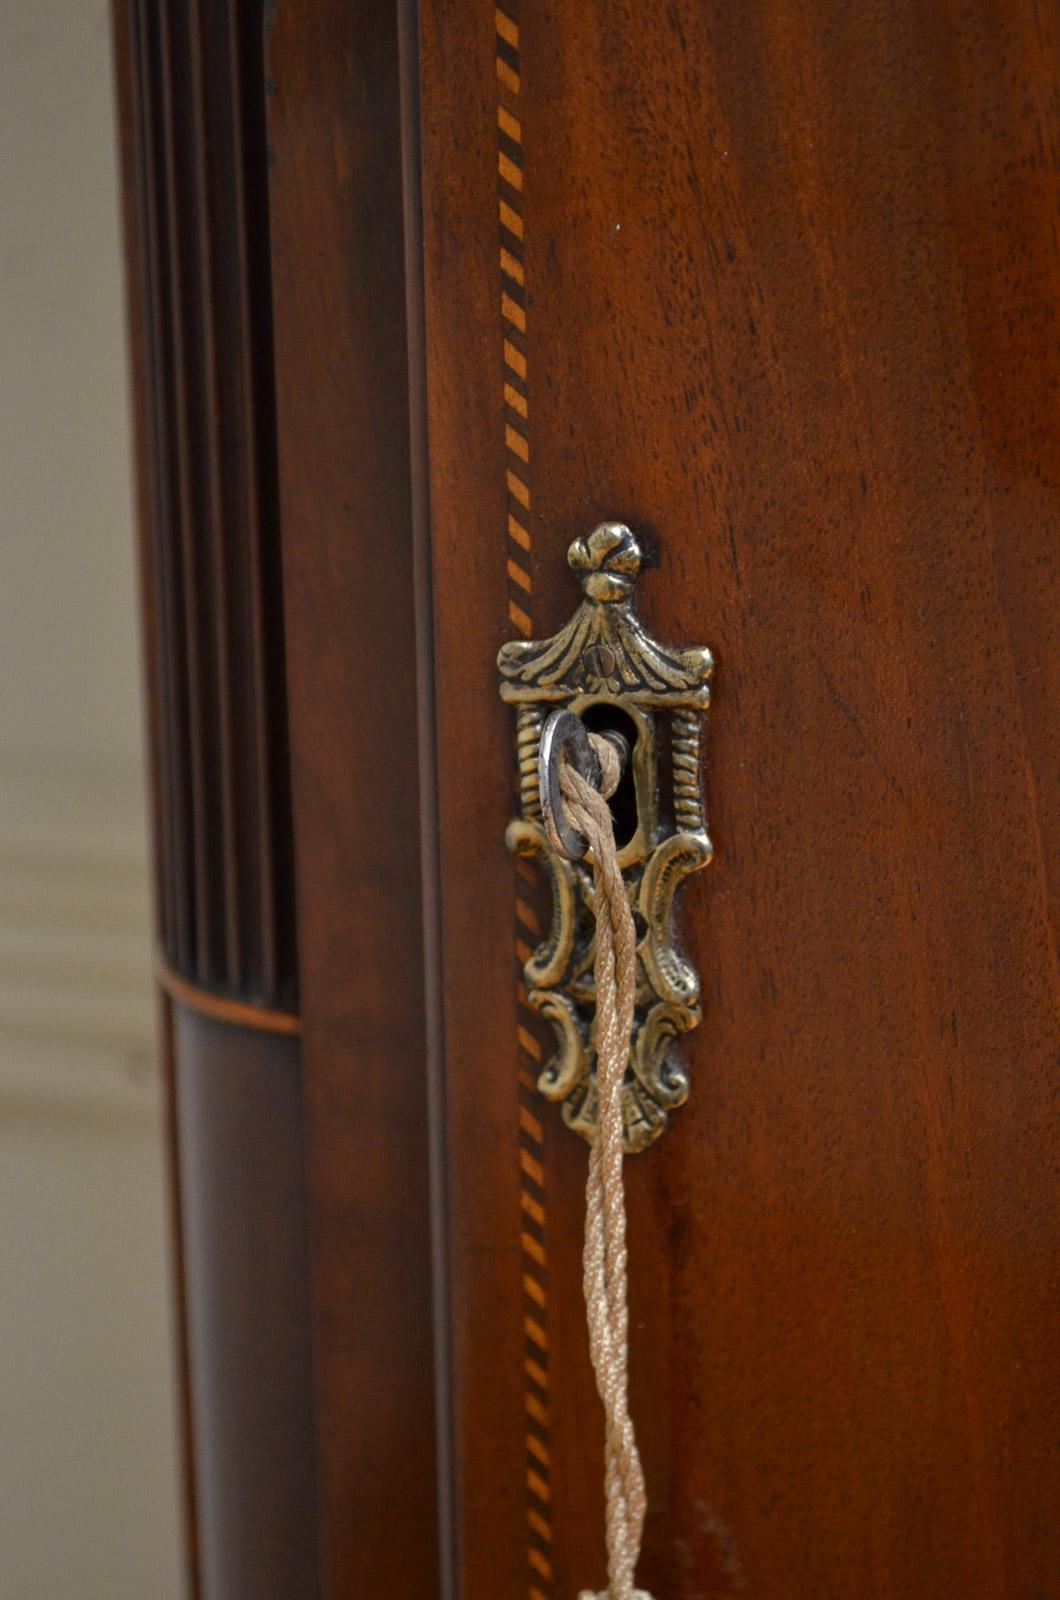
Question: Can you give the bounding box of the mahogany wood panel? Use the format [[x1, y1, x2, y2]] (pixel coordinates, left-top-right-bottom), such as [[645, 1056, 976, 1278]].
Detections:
[[265, 3, 446, 1597], [419, 3, 1060, 1597], [173, 1004, 319, 1600]]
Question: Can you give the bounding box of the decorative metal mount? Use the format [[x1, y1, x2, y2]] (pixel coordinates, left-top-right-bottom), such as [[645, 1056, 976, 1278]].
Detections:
[[498, 522, 714, 1152]]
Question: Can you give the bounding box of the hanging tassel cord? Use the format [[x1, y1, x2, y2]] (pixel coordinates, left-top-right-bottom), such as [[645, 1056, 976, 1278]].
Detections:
[[559, 737, 654, 1600]]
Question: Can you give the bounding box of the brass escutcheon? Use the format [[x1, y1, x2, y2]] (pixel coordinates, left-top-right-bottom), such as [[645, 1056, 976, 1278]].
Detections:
[[498, 522, 714, 1152]]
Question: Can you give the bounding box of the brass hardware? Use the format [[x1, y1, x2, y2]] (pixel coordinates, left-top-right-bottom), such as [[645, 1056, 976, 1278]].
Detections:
[[498, 522, 714, 1152]]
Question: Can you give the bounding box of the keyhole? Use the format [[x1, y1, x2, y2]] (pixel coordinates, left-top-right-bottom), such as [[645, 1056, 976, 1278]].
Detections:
[[581, 703, 640, 849]]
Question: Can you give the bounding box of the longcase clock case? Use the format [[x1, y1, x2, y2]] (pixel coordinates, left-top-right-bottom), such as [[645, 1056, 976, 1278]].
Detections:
[[113, 2, 1060, 1597]]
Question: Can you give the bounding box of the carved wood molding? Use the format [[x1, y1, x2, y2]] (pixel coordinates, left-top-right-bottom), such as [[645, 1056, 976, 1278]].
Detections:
[[119, 0, 297, 1014]]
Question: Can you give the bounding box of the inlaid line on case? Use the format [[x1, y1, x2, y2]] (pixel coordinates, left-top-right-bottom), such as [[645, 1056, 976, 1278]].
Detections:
[[496, 13, 552, 1588]]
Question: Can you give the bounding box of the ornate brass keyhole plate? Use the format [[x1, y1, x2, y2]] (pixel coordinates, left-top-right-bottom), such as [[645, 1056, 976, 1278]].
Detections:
[[498, 522, 714, 1152]]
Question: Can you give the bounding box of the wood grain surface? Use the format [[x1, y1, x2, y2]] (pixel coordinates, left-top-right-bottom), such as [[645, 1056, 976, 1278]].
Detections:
[[112, 6, 308, 1597], [117, 1, 1060, 1595], [419, 3, 1060, 1596], [173, 1004, 319, 1600], [265, 2, 446, 1597]]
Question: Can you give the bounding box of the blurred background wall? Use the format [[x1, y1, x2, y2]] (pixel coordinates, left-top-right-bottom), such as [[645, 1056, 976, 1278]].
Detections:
[[0, 2, 184, 1595]]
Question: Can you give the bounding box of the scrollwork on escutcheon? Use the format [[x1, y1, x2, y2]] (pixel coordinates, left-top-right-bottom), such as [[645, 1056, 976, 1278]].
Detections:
[[498, 522, 714, 1152]]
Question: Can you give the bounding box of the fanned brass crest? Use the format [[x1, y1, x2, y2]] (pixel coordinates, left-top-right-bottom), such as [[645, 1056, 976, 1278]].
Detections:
[[498, 522, 714, 1152]]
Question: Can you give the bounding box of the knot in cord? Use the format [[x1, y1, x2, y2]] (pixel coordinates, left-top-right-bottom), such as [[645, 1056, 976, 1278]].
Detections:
[[559, 732, 654, 1600], [591, 732, 623, 804]]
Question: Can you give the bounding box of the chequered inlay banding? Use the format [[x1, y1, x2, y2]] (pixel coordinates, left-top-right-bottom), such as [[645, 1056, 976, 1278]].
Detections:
[[496, 7, 554, 1595]]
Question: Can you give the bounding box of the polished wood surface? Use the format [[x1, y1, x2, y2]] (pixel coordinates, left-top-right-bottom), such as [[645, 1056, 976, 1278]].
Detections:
[[419, 2, 1060, 1595], [115, 0, 296, 1007], [112, 6, 315, 1597], [173, 1004, 319, 1600], [156, 959, 300, 1035], [265, 2, 446, 1596], [116, 1, 1059, 1596]]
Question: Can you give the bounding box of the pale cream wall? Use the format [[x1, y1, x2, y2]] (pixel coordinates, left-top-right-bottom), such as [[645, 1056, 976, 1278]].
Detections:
[[0, 0, 143, 769], [0, 3, 184, 1596]]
